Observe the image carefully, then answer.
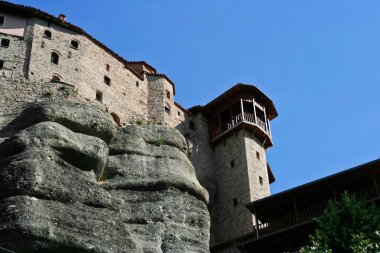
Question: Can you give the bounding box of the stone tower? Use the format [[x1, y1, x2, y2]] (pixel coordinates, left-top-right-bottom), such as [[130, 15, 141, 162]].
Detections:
[[188, 84, 278, 247]]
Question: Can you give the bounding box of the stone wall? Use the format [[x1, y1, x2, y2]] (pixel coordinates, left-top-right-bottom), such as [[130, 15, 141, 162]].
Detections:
[[244, 131, 271, 200], [212, 130, 255, 244]]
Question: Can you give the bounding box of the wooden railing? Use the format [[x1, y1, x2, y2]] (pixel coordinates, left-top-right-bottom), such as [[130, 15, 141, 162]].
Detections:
[[213, 113, 270, 140], [254, 185, 379, 237]]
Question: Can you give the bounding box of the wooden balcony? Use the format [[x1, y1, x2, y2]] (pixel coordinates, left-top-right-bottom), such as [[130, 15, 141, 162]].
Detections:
[[210, 109, 272, 148], [253, 185, 379, 238]]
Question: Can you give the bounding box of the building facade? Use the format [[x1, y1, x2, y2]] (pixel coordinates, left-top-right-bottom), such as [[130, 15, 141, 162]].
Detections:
[[0, 1, 278, 250]]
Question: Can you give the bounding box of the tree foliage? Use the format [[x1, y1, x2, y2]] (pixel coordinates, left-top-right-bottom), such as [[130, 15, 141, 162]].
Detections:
[[300, 192, 380, 253]]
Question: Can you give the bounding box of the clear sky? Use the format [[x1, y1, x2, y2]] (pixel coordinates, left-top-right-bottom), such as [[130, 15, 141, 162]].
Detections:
[[10, 0, 380, 194]]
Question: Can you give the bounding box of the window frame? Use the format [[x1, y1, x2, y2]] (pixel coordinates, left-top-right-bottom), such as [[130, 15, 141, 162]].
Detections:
[[104, 75, 111, 86], [1, 38, 10, 48], [70, 40, 79, 50], [96, 90, 103, 102], [43, 30, 52, 39]]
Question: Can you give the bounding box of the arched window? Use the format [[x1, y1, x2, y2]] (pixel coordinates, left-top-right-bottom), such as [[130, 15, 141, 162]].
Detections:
[[70, 40, 79, 49], [44, 30, 52, 39], [51, 52, 59, 64], [51, 75, 61, 82]]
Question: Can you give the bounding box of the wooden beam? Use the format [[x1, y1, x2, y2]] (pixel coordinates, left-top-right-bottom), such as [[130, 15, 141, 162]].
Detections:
[[372, 173, 380, 198], [240, 98, 245, 121], [292, 198, 299, 223], [252, 98, 257, 124]]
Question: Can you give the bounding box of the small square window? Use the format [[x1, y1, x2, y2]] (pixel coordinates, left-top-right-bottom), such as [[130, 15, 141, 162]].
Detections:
[[230, 160, 235, 168], [96, 91, 103, 102], [0, 16, 5, 26], [104, 76, 111, 86], [189, 120, 195, 130], [0, 60, 4, 69], [1, 39, 10, 48], [233, 198, 238, 207], [256, 151, 260, 160], [165, 102, 171, 114], [259, 176, 263, 186], [71, 40, 79, 50]]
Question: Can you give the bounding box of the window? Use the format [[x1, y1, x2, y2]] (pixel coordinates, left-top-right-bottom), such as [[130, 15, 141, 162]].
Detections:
[[44, 30, 52, 39], [96, 91, 103, 102], [177, 111, 181, 116], [104, 76, 111, 86], [166, 90, 171, 99], [0, 15, 5, 26], [0, 60, 4, 69], [136, 81, 139, 87], [1, 38, 10, 48], [189, 120, 195, 130], [68, 51, 72, 59], [51, 52, 59, 64], [70, 40, 79, 49], [165, 102, 171, 114], [51, 75, 60, 82], [106, 64, 110, 71], [259, 176, 263, 186], [233, 198, 238, 207], [41, 41, 45, 48], [230, 160, 235, 168], [256, 151, 260, 160]]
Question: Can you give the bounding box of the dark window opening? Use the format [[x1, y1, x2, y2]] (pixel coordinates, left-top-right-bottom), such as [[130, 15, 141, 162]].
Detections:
[[41, 41, 45, 48], [51, 52, 59, 64], [259, 176, 263, 186], [51, 75, 60, 82], [104, 76, 111, 86], [166, 90, 171, 99], [189, 120, 195, 130], [106, 64, 110, 71], [230, 160, 235, 168], [136, 81, 139, 87], [256, 151, 260, 160], [0, 60, 4, 69], [68, 51, 72, 59], [165, 102, 171, 114], [0, 16, 5, 26], [177, 111, 181, 116], [70, 40, 79, 49], [233, 198, 238, 207], [44, 30, 52, 39], [96, 91, 103, 102], [1, 38, 10, 48]]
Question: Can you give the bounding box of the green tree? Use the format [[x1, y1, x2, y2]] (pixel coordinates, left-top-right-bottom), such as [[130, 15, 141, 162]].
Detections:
[[300, 192, 380, 253]]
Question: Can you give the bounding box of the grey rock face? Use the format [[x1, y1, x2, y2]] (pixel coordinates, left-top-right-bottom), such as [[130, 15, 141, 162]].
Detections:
[[0, 100, 210, 253]]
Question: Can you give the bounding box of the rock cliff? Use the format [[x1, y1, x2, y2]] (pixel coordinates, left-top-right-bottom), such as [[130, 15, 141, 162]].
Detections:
[[0, 100, 210, 253]]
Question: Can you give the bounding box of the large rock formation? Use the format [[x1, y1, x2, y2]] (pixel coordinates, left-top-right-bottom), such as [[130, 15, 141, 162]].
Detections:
[[0, 100, 210, 253]]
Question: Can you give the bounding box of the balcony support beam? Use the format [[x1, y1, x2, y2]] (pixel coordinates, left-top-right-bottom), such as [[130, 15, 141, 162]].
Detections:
[[240, 99, 245, 121], [372, 173, 380, 198]]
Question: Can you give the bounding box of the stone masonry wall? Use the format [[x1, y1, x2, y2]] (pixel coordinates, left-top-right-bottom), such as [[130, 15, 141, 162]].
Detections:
[[245, 131, 271, 201], [212, 130, 255, 244]]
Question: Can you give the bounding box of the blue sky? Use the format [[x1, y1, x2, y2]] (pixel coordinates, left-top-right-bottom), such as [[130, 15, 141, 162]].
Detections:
[[11, 0, 380, 194]]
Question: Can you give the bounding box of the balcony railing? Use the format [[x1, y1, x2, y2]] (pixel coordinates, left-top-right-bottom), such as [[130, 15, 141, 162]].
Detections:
[[254, 185, 379, 237], [214, 113, 270, 141]]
